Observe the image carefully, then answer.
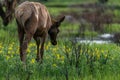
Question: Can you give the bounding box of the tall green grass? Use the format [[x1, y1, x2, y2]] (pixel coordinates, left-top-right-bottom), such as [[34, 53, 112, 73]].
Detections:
[[0, 40, 120, 80]]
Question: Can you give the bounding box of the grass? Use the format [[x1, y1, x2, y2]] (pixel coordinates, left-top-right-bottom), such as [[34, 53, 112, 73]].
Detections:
[[104, 23, 120, 33], [48, 7, 69, 16], [0, 0, 120, 79], [44, 0, 97, 4], [0, 40, 120, 80], [108, 0, 120, 6]]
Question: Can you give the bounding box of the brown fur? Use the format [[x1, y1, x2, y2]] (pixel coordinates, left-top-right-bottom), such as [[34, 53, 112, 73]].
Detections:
[[0, 3, 5, 22], [0, 0, 19, 26], [15, 1, 65, 62]]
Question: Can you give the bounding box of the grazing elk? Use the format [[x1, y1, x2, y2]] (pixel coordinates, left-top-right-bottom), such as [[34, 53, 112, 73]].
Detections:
[[0, 3, 6, 25], [0, 0, 19, 26], [15, 1, 65, 62]]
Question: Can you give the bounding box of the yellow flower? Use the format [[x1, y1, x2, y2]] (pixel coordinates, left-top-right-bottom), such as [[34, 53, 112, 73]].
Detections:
[[56, 54, 60, 59], [31, 58, 35, 64], [0, 45, 2, 49], [104, 54, 107, 58], [53, 48, 57, 52], [52, 64, 57, 67], [6, 55, 10, 60], [66, 48, 71, 53], [61, 56, 65, 60], [95, 48, 98, 51], [0, 50, 3, 54], [27, 48, 31, 53], [29, 43, 36, 47], [16, 47, 19, 54], [45, 45, 49, 50], [101, 50, 104, 53], [96, 53, 100, 59], [8, 51, 11, 54], [8, 46, 13, 51]]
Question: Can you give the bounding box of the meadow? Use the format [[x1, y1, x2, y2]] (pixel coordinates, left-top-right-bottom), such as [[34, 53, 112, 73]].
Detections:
[[0, 0, 120, 80], [0, 41, 120, 80]]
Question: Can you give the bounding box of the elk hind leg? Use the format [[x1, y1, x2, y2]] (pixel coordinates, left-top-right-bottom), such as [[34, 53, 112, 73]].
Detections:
[[33, 36, 41, 62], [21, 33, 33, 62]]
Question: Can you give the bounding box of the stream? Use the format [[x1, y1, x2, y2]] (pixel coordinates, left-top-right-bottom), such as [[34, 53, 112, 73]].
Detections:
[[73, 33, 114, 44]]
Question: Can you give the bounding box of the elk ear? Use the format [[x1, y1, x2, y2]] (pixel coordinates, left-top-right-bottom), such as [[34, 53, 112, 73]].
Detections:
[[58, 16, 65, 23]]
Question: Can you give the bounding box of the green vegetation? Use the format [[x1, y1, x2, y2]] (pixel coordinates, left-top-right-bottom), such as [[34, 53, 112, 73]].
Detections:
[[0, 41, 120, 80], [104, 24, 120, 33], [0, 0, 120, 79]]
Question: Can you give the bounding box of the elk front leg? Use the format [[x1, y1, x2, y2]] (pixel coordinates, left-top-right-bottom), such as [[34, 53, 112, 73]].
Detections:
[[40, 37, 46, 62]]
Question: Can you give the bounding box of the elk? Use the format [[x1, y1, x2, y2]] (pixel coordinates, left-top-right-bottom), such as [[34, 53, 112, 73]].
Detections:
[[0, 3, 6, 25], [0, 0, 19, 26], [15, 1, 65, 62]]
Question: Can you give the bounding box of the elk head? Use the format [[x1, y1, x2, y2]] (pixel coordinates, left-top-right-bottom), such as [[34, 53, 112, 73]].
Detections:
[[48, 16, 65, 45], [3, 0, 19, 26]]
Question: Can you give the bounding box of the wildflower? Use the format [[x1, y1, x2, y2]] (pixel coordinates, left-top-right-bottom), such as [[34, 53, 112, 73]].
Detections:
[[104, 54, 107, 58], [31, 58, 35, 64], [0, 50, 3, 54], [27, 48, 31, 53], [61, 56, 65, 60], [56, 54, 60, 59], [16, 47, 19, 54], [45, 45, 49, 50], [60, 56, 65, 64], [96, 53, 100, 60], [101, 50, 104, 53], [8, 47, 13, 50], [95, 48, 98, 51], [29, 43, 36, 48], [66, 48, 71, 53], [52, 63, 57, 67], [94, 48, 100, 57], [8, 51, 11, 54], [0, 45, 2, 49], [52, 48, 58, 53], [6, 55, 10, 60], [9, 44, 13, 48]]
